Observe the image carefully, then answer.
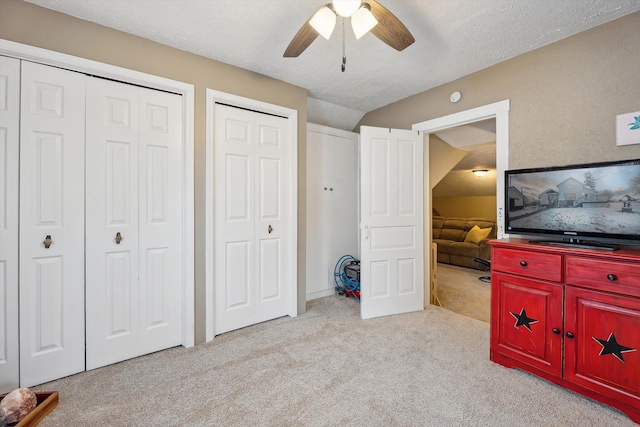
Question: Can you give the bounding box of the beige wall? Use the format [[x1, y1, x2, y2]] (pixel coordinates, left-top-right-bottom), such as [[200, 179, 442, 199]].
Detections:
[[428, 134, 466, 188], [4, 1, 639, 345], [357, 12, 640, 169], [0, 0, 309, 344], [428, 135, 497, 222], [433, 197, 497, 221]]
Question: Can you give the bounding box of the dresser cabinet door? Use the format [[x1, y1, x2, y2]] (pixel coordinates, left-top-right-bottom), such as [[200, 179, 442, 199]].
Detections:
[[492, 272, 563, 377], [565, 286, 640, 409]]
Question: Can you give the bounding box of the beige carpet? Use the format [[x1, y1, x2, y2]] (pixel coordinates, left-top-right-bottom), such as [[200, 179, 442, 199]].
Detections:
[[31, 295, 635, 426], [434, 263, 491, 323]]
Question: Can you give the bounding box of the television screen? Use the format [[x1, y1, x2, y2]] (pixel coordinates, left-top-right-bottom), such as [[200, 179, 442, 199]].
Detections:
[[505, 159, 640, 245]]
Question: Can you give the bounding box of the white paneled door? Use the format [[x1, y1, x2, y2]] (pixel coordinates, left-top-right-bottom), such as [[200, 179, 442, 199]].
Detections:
[[360, 126, 424, 319], [85, 77, 139, 370], [19, 61, 86, 387], [86, 77, 183, 370], [214, 103, 291, 334], [0, 56, 20, 392], [2, 56, 187, 388]]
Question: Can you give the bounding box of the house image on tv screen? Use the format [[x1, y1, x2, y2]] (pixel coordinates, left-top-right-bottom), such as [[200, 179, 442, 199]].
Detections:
[[506, 162, 640, 236], [539, 188, 559, 207], [553, 177, 600, 207]]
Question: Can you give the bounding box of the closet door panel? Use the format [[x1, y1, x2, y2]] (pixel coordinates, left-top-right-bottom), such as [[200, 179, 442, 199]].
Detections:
[[324, 134, 359, 260], [215, 104, 255, 334], [19, 61, 85, 387], [105, 251, 134, 334], [304, 130, 330, 299], [0, 56, 20, 392], [87, 79, 182, 369], [254, 115, 290, 323], [86, 77, 140, 370], [137, 87, 182, 353], [214, 104, 291, 334]]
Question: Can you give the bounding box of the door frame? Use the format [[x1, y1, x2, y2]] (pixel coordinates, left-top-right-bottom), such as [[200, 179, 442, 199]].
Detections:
[[0, 38, 196, 348], [205, 89, 298, 342], [412, 99, 510, 305]]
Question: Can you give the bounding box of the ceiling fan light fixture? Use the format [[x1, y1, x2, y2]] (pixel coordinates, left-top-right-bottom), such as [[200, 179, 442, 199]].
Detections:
[[284, 0, 414, 58], [332, 0, 361, 17], [351, 4, 378, 39], [310, 6, 337, 39]]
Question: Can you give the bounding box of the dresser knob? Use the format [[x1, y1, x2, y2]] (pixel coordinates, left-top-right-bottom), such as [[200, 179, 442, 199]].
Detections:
[[607, 274, 617, 281], [520, 260, 527, 267], [566, 332, 574, 339], [552, 328, 560, 335]]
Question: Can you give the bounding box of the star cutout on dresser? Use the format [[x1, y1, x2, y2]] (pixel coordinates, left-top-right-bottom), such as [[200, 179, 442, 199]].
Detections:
[[593, 333, 636, 363], [509, 308, 538, 332]]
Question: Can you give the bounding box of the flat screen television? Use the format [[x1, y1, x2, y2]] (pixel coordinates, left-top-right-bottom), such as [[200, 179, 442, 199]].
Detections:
[[505, 159, 640, 250]]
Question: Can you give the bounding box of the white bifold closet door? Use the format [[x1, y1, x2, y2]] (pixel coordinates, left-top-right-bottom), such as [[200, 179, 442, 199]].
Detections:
[[3, 59, 183, 388], [85, 77, 183, 370], [19, 61, 87, 387], [214, 103, 291, 335], [0, 56, 20, 392]]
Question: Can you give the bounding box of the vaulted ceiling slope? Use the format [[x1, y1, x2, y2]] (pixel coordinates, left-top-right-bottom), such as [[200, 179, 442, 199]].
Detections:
[[26, 0, 640, 131]]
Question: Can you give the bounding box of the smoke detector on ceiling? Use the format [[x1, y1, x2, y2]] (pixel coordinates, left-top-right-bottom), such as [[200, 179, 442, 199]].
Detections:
[[450, 91, 461, 103]]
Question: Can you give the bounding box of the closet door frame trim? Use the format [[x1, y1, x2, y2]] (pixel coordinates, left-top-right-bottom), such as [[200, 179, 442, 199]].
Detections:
[[205, 89, 298, 342], [0, 39, 195, 348]]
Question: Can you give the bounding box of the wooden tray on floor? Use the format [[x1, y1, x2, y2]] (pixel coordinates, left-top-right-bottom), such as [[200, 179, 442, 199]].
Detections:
[[0, 392, 58, 427]]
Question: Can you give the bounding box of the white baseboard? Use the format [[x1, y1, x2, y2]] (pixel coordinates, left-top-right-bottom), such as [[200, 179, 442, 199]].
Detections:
[[306, 288, 335, 301]]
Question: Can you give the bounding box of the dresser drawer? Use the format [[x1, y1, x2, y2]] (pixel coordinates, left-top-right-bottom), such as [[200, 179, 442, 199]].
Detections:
[[492, 248, 562, 282], [566, 256, 640, 297]]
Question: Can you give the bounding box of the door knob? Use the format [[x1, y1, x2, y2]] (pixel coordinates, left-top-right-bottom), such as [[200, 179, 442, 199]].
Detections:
[[115, 232, 123, 244], [268, 225, 273, 234], [43, 235, 52, 249]]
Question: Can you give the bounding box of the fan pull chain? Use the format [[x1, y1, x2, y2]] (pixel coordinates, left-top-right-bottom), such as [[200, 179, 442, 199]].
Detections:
[[342, 18, 346, 72]]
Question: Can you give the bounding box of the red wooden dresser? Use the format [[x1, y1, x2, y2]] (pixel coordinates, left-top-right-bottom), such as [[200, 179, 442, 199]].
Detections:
[[489, 238, 640, 424]]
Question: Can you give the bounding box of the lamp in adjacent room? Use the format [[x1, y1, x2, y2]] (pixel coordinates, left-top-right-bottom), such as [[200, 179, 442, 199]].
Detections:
[[473, 170, 488, 177]]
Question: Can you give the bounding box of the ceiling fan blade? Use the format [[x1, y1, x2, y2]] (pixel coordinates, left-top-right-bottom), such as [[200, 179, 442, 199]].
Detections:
[[367, 0, 415, 51], [283, 8, 322, 57]]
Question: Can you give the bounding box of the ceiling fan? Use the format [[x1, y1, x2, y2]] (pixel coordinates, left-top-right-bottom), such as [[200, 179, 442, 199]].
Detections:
[[283, 0, 415, 58]]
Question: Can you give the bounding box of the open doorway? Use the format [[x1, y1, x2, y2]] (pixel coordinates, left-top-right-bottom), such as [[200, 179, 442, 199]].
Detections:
[[412, 100, 510, 320], [429, 121, 496, 322]]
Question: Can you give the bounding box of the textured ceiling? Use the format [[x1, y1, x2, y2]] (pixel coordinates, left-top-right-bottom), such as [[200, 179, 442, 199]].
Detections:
[[432, 142, 498, 198], [25, 0, 640, 131], [435, 119, 496, 154]]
